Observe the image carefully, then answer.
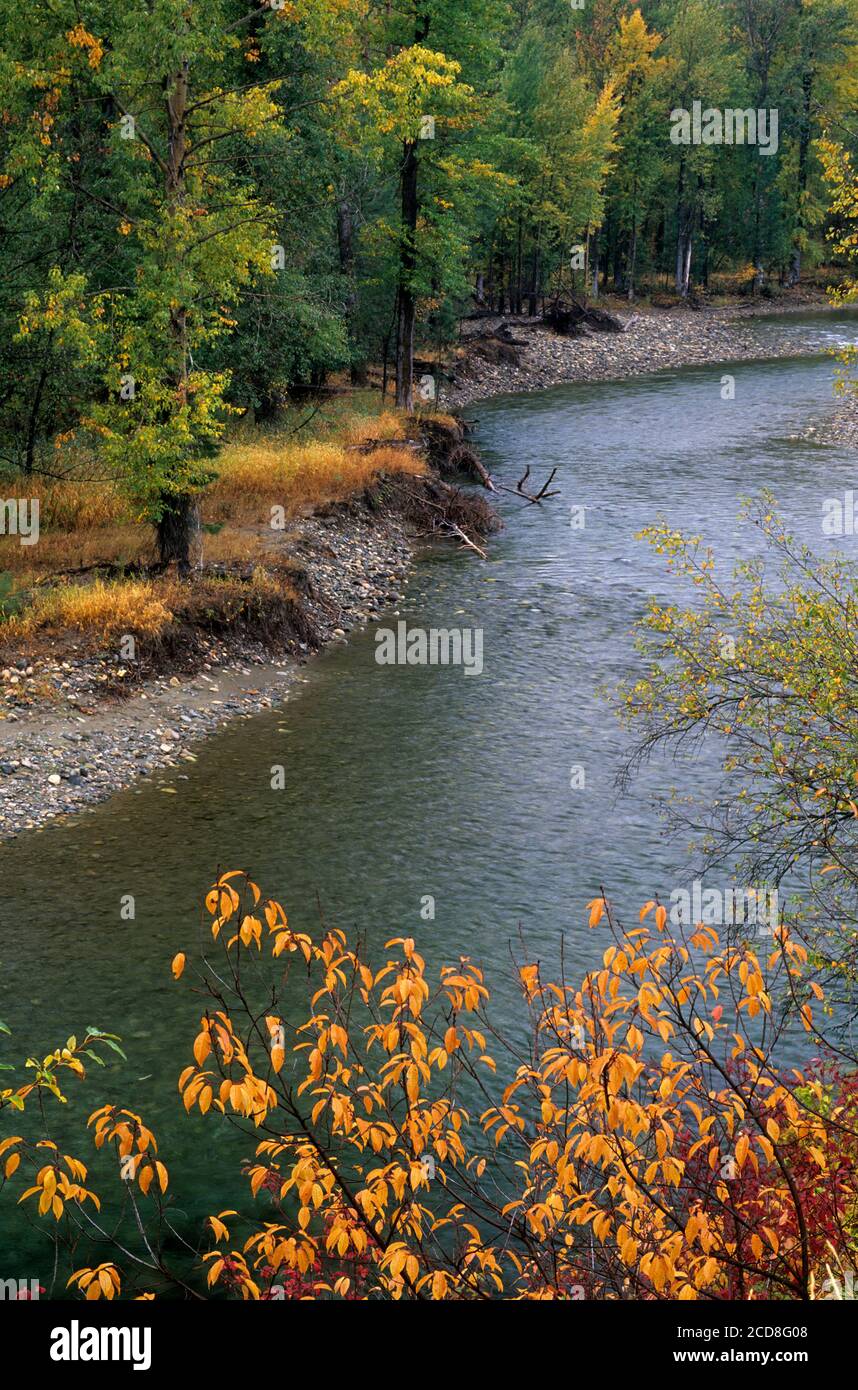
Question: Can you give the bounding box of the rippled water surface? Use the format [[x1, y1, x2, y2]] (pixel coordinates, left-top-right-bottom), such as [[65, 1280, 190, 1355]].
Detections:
[[2, 312, 857, 1267]]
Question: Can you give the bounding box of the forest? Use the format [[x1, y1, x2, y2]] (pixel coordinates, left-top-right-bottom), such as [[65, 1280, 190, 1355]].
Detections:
[[1, 0, 857, 566]]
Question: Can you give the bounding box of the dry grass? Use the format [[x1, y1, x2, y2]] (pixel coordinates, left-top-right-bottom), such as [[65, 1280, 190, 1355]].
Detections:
[[0, 524, 151, 576], [420, 411, 460, 432], [0, 407, 423, 580], [3, 577, 173, 640], [1, 568, 316, 661], [208, 412, 422, 523], [0, 402, 426, 655]]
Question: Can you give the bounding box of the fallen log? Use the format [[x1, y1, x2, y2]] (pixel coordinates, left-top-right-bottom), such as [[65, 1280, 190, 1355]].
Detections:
[[543, 297, 625, 335]]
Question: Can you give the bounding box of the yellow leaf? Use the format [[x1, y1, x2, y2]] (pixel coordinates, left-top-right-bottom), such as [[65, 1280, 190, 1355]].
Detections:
[[587, 897, 607, 928]]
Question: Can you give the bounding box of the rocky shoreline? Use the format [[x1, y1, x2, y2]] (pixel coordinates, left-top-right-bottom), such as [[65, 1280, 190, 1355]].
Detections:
[[440, 296, 847, 409], [1, 297, 851, 843], [0, 509, 414, 841]]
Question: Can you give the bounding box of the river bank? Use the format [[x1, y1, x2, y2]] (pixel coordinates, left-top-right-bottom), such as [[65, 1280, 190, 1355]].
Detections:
[[0, 505, 416, 838], [1, 298, 851, 841], [441, 293, 848, 409]]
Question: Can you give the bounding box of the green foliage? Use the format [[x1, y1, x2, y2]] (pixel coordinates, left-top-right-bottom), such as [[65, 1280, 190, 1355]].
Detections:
[[0, 571, 26, 623], [619, 502, 858, 997], [1, 0, 857, 505]]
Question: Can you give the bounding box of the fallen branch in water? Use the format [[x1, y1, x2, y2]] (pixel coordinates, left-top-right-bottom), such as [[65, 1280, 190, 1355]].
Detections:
[[443, 521, 487, 560], [495, 465, 560, 504], [398, 482, 491, 558]]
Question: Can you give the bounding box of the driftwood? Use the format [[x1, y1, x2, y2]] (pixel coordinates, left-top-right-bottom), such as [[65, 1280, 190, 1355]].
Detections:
[[350, 416, 562, 514], [467, 336, 524, 367], [464, 320, 531, 348], [495, 465, 560, 505], [457, 318, 533, 372], [398, 480, 497, 559], [347, 438, 423, 455], [441, 519, 487, 559], [543, 297, 625, 336]]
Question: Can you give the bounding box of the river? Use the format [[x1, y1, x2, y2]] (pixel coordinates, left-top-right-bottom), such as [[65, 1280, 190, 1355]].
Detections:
[[2, 309, 857, 1276]]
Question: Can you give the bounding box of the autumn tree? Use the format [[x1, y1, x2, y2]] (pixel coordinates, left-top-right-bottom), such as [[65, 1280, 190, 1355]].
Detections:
[[819, 133, 858, 382], [2, 870, 855, 1300], [7, 2, 295, 569], [619, 505, 858, 1000]]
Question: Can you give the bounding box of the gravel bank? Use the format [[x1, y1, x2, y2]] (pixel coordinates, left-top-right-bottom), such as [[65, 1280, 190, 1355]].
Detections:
[[0, 509, 412, 840], [826, 393, 858, 448], [440, 299, 845, 409]]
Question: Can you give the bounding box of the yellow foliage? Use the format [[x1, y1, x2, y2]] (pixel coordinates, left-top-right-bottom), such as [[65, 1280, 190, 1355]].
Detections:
[[3, 872, 851, 1301]]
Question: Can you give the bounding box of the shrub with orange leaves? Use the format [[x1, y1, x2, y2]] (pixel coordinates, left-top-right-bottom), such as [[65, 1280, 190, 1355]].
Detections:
[[2, 875, 857, 1300]]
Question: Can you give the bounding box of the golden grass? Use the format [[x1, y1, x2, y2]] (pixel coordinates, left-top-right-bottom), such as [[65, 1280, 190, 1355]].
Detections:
[[0, 524, 151, 576], [0, 408, 421, 574], [4, 577, 173, 640], [0, 404, 427, 651], [417, 410, 460, 432], [208, 414, 423, 523], [0, 469, 130, 532]]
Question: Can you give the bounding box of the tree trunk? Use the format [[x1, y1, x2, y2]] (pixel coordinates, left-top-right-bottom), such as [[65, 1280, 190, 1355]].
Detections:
[[157, 493, 200, 574], [395, 139, 418, 411], [627, 219, 637, 302], [675, 155, 689, 296], [527, 236, 541, 316], [24, 353, 51, 475], [159, 57, 196, 571], [788, 68, 813, 287], [337, 195, 365, 383]]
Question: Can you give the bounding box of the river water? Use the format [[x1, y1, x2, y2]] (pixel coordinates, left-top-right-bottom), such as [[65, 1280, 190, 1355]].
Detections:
[[2, 310, 857, 1274]]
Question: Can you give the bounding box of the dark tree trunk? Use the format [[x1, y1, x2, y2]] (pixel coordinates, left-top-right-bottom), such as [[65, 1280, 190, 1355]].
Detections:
[[24, 355, 51, 475], [788, 68, 814, 287], [159, 57, 197, 571], [395, 139, 418, 411], [515, 216, 523, 314], [527, 237, 541, 316], [675, 156, 691, 296], [157, 493, 200, 575], [255, 391, 280, 422], [337, 195, 365, 382]]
